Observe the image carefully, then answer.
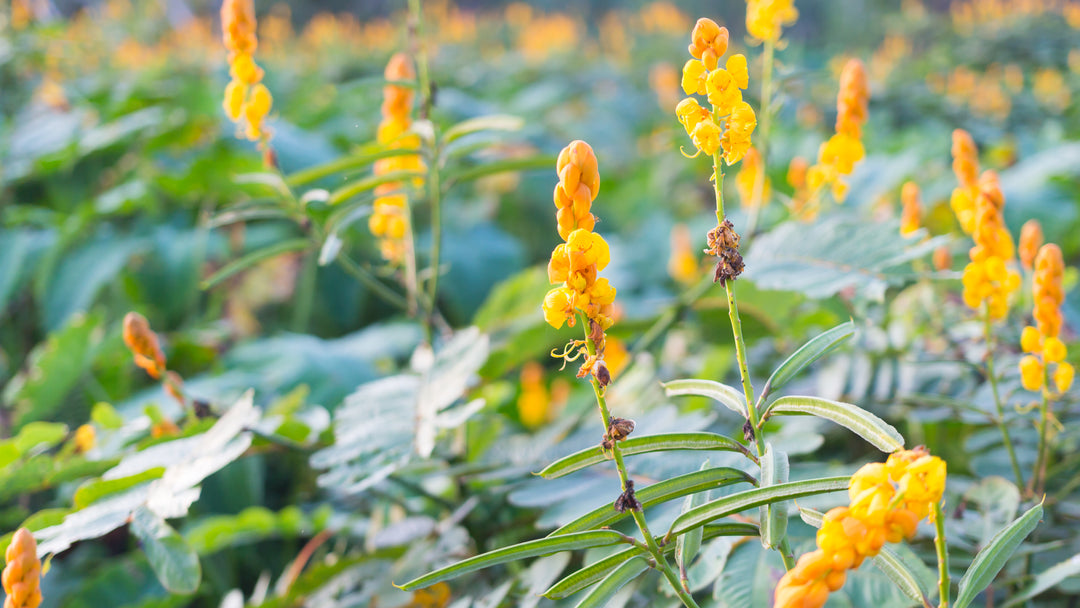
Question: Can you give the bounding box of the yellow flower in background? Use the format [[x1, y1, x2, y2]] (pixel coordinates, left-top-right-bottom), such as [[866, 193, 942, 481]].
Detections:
[[960, 172, 1020, 321], [899, 181, 921, 236], [74, 424, 96, 453], [746, 0, 799, 44], [950, 129, 980, 234], [807, 59, 868, 205], [1020, 243, 1072, 393], [517, 362, 550, 429], [735, 146, 771, 208], [221, 0, 273, 144], [1018, 220, 1043, 271], [668, 224, 699, 285]]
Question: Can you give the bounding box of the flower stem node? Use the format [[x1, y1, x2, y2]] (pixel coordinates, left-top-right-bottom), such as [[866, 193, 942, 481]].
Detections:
[[742, 418, 756, 443], [614, 479, 643, 513], [706, 219, 745, 285]]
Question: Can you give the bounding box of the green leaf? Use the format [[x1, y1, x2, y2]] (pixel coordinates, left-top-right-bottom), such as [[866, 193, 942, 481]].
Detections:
[[130, 506, 202, 595], [571, 556, 649, 608], [328, 169, 425, 206], [667, 477, 849, 539], [14, 422, 70, 453], [200, 239, 310, 290], [762, 321, 855, 398], [955, 502, 1044, 608], [662, 379, 747, 418], [286, 148, 421, 187], [443, 114, 524, 143], [444, 156, 553, 188], [759, 443, 789, 550], [545, 523, 758, 600], [677, 460, 712, 574], [551, 467, 755, 536], [233, 172, 292, 198], [91, 402, 124, 430], [0, 443, 19, 469], [1002, 553, 1080, 607], [397, 530, 625, 590], [73, 468, 165, 509], [744, 216, 948, 301], [764, 395, 904, 453], [3, 312, 102, 429], [538, 432, 751, 479]]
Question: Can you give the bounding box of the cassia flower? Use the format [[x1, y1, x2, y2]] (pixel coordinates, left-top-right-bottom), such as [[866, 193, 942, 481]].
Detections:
[[1019, 243, 1071, 393], [3, 529, 42, 608], [900, 181, 921, 236]]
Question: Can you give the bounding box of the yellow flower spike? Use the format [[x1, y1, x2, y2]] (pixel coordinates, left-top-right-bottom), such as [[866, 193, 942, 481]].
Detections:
[[1043, 336, 1067, 363], [681, 59, 708, 95], [223, 80, 247, 121], [1055, 362, 1075, 393], [221, 0, 272, 146], [1020, 355, 1045, 391]]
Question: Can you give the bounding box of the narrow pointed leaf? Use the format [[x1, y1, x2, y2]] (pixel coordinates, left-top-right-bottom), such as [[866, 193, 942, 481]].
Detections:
[[445, 156, 554, 188], [572, 556, 650, 608], [443, 115, 524, 142], [544, 522, 759, 600], [677, 461, 711, 572], [762, 321, 855, 397], [328, 170, 425, 206], [200, 239, 310, 290], [764, 396, 904, 453], [1002, 553, 1080, 607], [955, 502, 1044, 608], [667, 477, 849, 539], [760, 444, 790, 550], [551, 467, 756, 536], [398, 530, 625, 590], [662, 379, 747, 418], [539, 432, 751, 479], [286, 148, 421, 187]]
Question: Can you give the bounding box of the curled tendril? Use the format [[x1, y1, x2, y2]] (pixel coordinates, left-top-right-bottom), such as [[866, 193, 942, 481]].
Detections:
[[550, 340, 588, 370], [679, 146, 702, 159]]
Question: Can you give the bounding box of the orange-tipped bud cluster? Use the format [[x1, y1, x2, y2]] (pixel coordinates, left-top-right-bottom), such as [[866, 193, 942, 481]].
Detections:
[[899, 181, 921, 236], [221, 0, 273, 142], [676, 18, 755, 165], [807, 60, 869, 205], [735, 146, 771, 209], [1018, 219, 1044, 271], [543, 141, 616, 334], [746, 0, 799, 44], [1020, 244, 1073, 393], [950, 129, 981, 234], [3, 529, 42, 608], [960, 171, 1020, 321], [123, 312, 166, 380], [368, 53, 426, 264], [774, 448, 946, 608]]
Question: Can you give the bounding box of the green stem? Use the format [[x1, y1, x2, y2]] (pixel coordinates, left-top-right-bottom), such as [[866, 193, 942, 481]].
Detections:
[[335, 253, 410, 311], [1033, 382, 1051, 496], [579, 320, 700, 608], [291, 249, 318, 332], [408, 0, 433, 119], [933, 502, 950, 608], [982, 312, 1025, 488], [745, 39, 775, 240]]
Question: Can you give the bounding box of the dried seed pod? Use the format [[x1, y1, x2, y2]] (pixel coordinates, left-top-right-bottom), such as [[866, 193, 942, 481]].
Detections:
[[608, 417, 635, 442], [613, 480, 642, 513]]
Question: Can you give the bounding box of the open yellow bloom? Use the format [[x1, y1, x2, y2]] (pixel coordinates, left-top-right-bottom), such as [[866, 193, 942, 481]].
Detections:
[[691, 119, 722, 156], [706, 68, 743, 114], [726, 53, 749, 89], [681, 59, 708, 95]]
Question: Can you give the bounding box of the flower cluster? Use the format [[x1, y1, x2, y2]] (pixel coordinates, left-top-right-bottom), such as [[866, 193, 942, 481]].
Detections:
[[960, 171, 1020, 321], [735, 146, 771, 208], [222, 0, 273, 143], [676, 18, 756, 165], [899, 181, 921, 236], [774, 448, 946, 608], [1020, 244, 1074, 393], [518, 362, 550, 429], [746, 0, 799, 44], [368, 53, 426, 264], [950, 129, 981, 234], [807, 59, 869, 204], [3, 528, 42, 608], [543, 140, 616, 331], [1018, 219, 1043, 271]]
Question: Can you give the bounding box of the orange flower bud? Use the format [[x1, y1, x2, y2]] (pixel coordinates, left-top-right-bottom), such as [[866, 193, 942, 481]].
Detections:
[[2, 529, 42, 608], [123, 312, 166, 379], [1018, 220, 1043, 271]]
